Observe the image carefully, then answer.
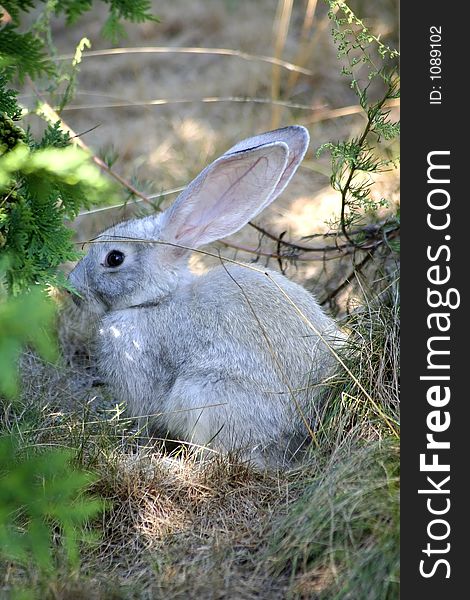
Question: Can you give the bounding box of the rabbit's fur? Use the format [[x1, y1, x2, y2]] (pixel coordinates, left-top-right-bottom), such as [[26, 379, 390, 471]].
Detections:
[[69, 126, 341, 468]]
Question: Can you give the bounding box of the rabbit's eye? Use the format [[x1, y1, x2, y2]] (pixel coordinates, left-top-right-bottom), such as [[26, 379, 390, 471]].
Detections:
[[104, 250, 125, 268]]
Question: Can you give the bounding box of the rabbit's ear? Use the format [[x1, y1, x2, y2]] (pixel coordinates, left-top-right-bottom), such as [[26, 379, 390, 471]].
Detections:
[[161, 141, 290, 249], [224, 125, 309, 212]]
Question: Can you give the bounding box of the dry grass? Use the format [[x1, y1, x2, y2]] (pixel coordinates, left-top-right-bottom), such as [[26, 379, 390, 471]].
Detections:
[[85, 453, 287, 599]]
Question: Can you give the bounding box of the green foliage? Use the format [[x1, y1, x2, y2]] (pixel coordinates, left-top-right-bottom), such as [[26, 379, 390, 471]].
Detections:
[[0, 433, 103, 574], [55, 37, 91, 112], [0, 71, 22, 119], [318, 1, 400, 245], [99, 1, 160, 42], [0, 123, 116, 293], [2, 0, 159, 42], [49, 0, 159, 42], [0, 27, 55, 83], [0, 266, 57, 397], [328, 0, 398, 74]]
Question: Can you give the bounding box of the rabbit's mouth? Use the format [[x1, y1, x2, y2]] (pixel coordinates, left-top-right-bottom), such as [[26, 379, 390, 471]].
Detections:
[[69, 288, 110, 315], [70, 292, 83, 307]]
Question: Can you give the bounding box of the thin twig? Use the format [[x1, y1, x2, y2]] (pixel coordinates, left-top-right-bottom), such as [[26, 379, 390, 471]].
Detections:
[[58, 96, 326, 113], [250, 222, 351, 253], [285, 0, 318, 97], [250, 221, 400, 254], [22, 89, 398, 122], [75, 187, 185, 218], [319, 250, 374, 306], [55, 46, 313, 75], [304, 98, 400, 125], [218, 241, 347, 262], [271, 0, 294, 129]]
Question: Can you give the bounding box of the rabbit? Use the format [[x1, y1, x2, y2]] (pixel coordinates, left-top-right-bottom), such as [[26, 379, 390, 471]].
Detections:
[[68, 126, 341, 469]]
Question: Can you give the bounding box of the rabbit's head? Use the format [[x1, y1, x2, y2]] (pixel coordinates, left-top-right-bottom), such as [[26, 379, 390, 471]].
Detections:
[[68, 215, 171, 313], [69, 126, 309, 313]]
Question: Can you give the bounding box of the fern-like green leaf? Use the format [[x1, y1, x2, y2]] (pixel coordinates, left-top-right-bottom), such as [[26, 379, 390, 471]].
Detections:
[[0, 27, 55, 82], [0, 433, 103, 572]]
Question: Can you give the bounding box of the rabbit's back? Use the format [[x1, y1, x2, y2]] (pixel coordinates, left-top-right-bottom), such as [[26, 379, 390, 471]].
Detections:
[[190, 263, 337, 375]]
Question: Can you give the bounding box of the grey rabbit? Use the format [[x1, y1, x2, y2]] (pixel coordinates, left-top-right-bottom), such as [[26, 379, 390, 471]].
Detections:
[[69, 126, 341, 468]]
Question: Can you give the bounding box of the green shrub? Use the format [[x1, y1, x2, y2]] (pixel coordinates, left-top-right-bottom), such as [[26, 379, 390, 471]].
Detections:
[[0, 433, 102, 574]]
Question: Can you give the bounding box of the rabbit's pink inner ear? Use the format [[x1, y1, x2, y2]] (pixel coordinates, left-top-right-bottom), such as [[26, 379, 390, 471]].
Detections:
[[163, 143, 289, 249], [271, 147, 303, 195], [225, 126, 309, 212]]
